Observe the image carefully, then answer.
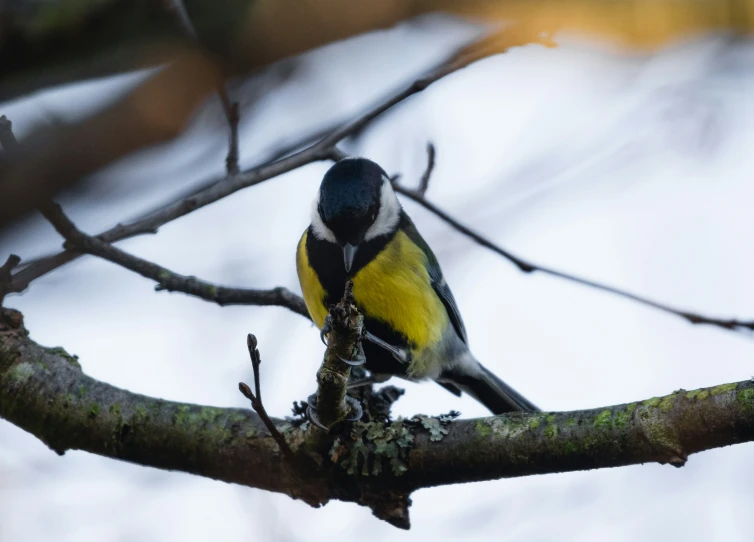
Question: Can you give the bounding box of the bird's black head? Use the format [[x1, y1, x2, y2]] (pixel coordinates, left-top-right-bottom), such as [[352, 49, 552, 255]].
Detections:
[[312, 157, 401, 273]]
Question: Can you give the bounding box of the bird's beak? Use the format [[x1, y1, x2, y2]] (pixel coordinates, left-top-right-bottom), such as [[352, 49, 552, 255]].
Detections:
[[343, 243, 358, 273]]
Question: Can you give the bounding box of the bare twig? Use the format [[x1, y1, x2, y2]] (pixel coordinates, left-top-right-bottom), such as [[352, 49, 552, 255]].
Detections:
[[393, 146, 754, 334], [225, 101, 240, 175], [238, 334, 296, 461], [166, 0, 240, 175], [417, 142, 435, 196], [38, 201, 308, 316]]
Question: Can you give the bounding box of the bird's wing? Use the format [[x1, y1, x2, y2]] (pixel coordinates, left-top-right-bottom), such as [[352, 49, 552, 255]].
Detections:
[[400, 213, 468, 344]]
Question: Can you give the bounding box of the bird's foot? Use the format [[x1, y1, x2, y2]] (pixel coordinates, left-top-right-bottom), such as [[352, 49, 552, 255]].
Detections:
[[344, 395, 363, 421], [336, 340, 366, 366], [306, 393, 362, 429], [306, 393, 328, 429], [320, 314, 333, 346]]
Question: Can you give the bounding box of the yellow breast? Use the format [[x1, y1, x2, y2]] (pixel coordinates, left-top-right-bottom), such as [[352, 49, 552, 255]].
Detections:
[[352, 230, 447, 351], [296, 230, 329, 329]]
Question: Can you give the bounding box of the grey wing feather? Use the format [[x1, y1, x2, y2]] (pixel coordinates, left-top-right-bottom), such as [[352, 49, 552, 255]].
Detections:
[[426, 264, 468, 344], [400, 212, 468, 344]]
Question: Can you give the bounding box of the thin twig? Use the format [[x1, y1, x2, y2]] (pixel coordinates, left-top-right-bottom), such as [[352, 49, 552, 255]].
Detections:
[[248, 333, 263, 404], [167, 0, 240, 175], [225, 101, 240, 175], [393, 146, 754, 333], [238, 333, 295, 461], [38, 201, 308, 316], [417, 142, 435, 196]]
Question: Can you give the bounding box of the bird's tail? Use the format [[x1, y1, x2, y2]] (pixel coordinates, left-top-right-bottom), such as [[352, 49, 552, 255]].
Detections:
[[443, 362, 539, 414]]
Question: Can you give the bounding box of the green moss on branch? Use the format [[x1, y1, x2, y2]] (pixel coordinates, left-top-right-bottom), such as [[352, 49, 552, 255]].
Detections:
[[3, 307, 754, 529]]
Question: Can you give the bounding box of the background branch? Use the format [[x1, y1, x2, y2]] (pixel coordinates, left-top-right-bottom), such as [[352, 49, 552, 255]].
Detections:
[[6, 31, 515, 294], [0, 52, 224, 232], [3, 0, 752, 104], [392, 146, 754, 334], [166, 0, 240, 175], [2, 306, 754, 529], [38, 201, 308, 316]]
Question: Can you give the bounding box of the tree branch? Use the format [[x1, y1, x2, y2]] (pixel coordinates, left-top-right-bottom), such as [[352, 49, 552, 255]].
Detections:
[[0, 52, 225, 232], [7, 24, 547, 295], [392, 146, 754, 334], [165, 0, 240, 175], [38, 201, 308, 317], [2, 306, 754, 529], [311, 281, 365, 429]]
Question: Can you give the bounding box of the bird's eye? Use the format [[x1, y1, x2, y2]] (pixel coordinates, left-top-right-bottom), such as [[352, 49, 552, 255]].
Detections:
[[370, 212, 377, 221]]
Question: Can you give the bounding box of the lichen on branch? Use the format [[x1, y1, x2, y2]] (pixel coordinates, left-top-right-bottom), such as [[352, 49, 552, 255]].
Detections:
[[3, 306, 754, 530]]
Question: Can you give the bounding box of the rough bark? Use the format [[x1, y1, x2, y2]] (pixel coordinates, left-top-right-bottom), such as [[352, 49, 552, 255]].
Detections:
[[314, 281, 364, 428], [2, 306, 754, 528]]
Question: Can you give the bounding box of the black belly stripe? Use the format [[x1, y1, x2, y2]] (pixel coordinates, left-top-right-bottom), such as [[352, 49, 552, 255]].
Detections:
[[305, 225, 411, 378]]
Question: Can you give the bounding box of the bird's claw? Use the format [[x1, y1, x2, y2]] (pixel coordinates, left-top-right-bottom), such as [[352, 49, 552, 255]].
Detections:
[[306, 393, 328, 429], [320, 314, 333, 346], [306, 405, 329, 430], [344, 395, 363, 421], [306, 393, 363, 427], [336, 341, 366, 366], [337, 353, 366, 366]]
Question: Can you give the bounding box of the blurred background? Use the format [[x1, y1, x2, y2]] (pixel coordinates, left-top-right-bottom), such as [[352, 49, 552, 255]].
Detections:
[[2, 4, 754, 541]]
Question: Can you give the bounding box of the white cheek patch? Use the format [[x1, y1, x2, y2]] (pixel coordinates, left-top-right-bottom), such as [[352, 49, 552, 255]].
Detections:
[[364, 178, 401, 241], [310, 195, 337, 243]]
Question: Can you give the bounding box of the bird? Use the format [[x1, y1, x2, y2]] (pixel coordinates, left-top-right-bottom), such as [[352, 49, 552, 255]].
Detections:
[[296, 157, 539, 415]]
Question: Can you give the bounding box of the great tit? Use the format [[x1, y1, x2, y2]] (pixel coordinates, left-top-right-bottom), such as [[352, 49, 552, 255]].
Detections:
[[296, 157, 539, 414]]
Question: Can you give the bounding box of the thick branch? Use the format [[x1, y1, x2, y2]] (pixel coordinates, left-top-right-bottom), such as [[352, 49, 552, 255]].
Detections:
[[0, 307, 328, 507], [3, 306, 754, 529]]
